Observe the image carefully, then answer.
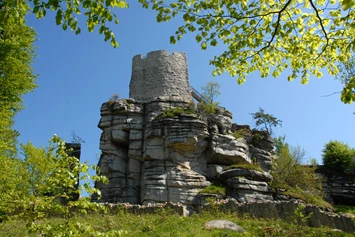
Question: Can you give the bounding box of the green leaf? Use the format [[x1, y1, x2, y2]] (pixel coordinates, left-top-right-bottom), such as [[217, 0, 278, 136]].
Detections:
[[33, 6, 40, 13], [62, 23, 67, 31], [196, 35, 202, 42], [342, 0, 354, 10]]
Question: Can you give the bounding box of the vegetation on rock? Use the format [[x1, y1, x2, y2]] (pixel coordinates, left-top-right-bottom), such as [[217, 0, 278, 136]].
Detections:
[[231, 128, 251, 140], [155, 106, 195, 119], [250, 108, 282, 135], [226, 163, 264, 173], [199, 185, 226, 196], [271, 137, 327, 208]]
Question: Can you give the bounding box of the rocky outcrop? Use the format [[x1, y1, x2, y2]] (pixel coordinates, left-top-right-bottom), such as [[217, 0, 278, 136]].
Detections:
[[95, 50, 276, 206], [316, 165, 355, 205], [96, 96, 276, 205]]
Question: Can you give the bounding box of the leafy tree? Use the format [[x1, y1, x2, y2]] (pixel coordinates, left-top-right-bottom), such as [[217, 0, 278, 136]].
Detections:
[[197, 80, 221, 114], [201, 80, 221, 104], [322, 140, 355, 174], [250, 107, 282, 135], [0, 135, 113, 236], [140, 0, 355, 103], [335, 55, 355, 104], [0, 0, 37, 157], [0, 3, 37, 220], [3, 0, 127, 48]]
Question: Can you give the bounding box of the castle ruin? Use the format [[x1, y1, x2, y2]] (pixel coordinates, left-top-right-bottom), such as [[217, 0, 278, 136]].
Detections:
[[95, 50, 275, 205]]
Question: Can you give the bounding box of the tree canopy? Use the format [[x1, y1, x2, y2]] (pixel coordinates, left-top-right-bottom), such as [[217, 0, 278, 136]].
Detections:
[[201, 80, 221, 104], [250, 107, 282, 135], [3, 0, 128, 48], [0, 0, 37, 157], [139, 0, 355, 104]]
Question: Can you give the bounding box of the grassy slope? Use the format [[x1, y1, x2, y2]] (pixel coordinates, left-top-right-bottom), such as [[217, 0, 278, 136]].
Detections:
[[1, 211, 353, 237]]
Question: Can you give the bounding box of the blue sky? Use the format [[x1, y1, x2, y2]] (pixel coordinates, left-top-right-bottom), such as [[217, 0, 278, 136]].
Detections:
[[15, 1, 354, 167]]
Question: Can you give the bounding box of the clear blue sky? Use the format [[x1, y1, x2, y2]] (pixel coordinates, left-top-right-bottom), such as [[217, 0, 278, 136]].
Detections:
[[15, 2, 354, 167]]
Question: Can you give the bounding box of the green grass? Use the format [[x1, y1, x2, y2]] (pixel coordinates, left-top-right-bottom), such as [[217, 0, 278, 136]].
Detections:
[[199, 185, 226, 195], [155, 106, 195, 119], [282, 188, 333, 210], [0, 211, 353, 237], [232, 129, 251, 140], [335, 205, 355, 215], [226, 163, 264, 173]]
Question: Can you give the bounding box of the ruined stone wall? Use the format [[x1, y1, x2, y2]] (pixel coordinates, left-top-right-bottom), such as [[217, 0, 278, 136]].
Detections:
[[129, 50, 191, 103]]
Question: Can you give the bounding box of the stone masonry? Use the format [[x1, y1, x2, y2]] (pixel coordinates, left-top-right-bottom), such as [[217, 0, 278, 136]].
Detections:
[[129, 50, 191, 103]]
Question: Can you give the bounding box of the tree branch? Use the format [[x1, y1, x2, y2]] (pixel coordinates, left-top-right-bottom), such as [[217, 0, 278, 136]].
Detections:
[[321, 91, 341, 97]]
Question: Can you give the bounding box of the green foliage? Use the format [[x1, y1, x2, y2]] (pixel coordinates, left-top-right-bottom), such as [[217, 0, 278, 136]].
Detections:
[[201, 80, 221, 104], [336, 55, 355, 103], [0, 135, 109, 236], [196, 80, 221, 115], [232, 128, 251, 140], [4, 0, 126, 47], [322, 140, 355, 174], [0, 4, 38, 220], [108, 93, 120, 105], [335, 205, 355, 215], [140, 0, 355, 104], [226, 163, 264, 173], [0, 211, 352, 237], [155, 106, 195, 119], [199, 185, 226, 196], [293, 204, 313, 224], [250, 108, 282, 135], [109, 93, 120, 101], [271, 140, 326, 208], [283, 188, 332, 210], [197, 101, 218, 114], [0, 0, 37, 158]]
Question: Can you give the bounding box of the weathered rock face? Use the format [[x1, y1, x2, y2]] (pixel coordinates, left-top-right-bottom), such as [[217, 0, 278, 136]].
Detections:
[[95, 50, 276, 206], [316, 166, 355, 205]]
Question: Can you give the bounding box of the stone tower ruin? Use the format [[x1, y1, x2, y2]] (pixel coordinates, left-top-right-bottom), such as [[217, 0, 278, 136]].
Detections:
[[96, 50, 276, 207], [129, 50, 191, 103]]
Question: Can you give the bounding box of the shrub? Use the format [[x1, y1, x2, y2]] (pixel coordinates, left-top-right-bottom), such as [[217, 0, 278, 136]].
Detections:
[[108, 93, 120, 105], [155, 106, 195, 119], [199, 185, 226, 195], [231, 128, 251, 140], [271, 144, 326, 207], [226, 162, 264, 173], [322, 140, 355, 174], [197, 101, 218, 114]]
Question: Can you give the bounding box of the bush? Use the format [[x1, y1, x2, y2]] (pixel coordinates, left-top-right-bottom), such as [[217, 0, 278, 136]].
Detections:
[[271, 144, 326, 207], [199, 185, 226, 195], [231, 128, 251, 140], [197, 102, 218, 114], [322, 140, 355, 174], [226, 163, 264, 173], [155, 106, 195, 119]]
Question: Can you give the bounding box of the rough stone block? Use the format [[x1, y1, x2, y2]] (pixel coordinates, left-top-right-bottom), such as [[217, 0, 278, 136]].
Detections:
[[111, 129, 129, 144]]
